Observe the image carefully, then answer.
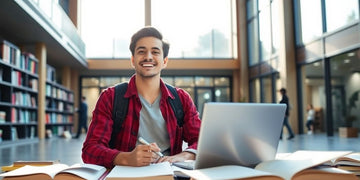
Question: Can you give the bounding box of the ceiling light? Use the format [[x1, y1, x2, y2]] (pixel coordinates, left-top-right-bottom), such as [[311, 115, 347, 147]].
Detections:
[[347, 52, 355, 57]]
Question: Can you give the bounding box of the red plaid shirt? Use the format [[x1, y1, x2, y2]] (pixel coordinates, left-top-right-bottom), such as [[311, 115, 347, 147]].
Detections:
[[82, 75, 201, 168]]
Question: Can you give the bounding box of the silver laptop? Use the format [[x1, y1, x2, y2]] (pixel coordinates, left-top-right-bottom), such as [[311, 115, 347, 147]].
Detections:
[[194, 102, 286, 169]]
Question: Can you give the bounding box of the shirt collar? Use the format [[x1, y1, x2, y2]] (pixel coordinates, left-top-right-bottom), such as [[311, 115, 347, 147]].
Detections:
[[125, 74, 174, 99]]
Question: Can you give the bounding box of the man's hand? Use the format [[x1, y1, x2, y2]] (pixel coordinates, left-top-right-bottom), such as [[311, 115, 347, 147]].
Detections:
[[157, 151, 195, 163], [113, 144, 161, 166]]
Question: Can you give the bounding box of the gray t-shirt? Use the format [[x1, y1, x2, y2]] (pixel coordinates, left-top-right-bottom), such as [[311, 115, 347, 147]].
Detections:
[[137, 93, 171, 155]]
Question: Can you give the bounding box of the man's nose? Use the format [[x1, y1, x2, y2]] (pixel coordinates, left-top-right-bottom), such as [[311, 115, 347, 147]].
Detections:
[[145, 52, 153, 60]]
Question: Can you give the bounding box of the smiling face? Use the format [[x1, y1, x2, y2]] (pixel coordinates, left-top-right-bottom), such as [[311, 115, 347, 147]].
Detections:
[[131, 36, 168, 78]]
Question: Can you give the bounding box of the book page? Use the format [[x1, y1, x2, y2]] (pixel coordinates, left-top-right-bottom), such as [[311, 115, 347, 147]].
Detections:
[[293, 166, 357, 180], [54, 163, 107, 180], [179, 165, 283, 180], [105, 162, 173, 179], [334, 153, 360, 165], [255, 150, 352, 180], [0, 164, 69, 178]]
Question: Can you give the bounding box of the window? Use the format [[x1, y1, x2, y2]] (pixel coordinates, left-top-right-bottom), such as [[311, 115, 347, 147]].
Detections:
[[80, 1, 144, 58], [271, 0, 280, 53], [247, 0, 279, 65], [81, 76, 232, 115], [259, 5, 271, 61], [152, 0, 234, 58], [80, 0, 236, 59], [297, 0, 322, 43], [325, 0, 359, 32]]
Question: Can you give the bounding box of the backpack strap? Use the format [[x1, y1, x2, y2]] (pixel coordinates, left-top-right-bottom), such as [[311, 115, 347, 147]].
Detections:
[[109, 82, 129, 149], [166, 84, 185, 127], [109, 82, 184, 149]]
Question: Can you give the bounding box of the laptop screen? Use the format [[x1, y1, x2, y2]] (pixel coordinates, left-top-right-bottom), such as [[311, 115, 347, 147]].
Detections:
[[194, 102, 286, 169]]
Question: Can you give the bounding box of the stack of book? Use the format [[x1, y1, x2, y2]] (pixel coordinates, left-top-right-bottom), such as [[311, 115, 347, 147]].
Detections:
[[1, 151, 360, 180]]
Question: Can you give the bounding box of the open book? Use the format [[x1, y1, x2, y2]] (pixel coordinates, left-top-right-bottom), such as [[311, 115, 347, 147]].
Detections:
[[179, 150, 358, 180], [324, 152, 360, 175], [324, 152, 360, 166], [105, 162, 173, 180], [0, 163, 107, 180], [1, 160, 60, 172]]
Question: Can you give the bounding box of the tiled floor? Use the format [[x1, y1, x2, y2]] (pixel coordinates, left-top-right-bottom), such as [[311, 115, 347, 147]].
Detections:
[[1, 133, 360, 168]]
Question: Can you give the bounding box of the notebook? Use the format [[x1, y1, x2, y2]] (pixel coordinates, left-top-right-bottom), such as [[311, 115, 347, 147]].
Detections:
[[193, 102, 286, 169]]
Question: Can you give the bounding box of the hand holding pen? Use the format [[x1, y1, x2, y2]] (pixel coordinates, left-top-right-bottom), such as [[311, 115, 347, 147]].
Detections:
[[138, 137, 164, 158]]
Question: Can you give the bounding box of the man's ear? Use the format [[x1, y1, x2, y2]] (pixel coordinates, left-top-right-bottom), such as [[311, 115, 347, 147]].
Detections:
[[130, 56, 135, 68], [162, 57, 168, 68]]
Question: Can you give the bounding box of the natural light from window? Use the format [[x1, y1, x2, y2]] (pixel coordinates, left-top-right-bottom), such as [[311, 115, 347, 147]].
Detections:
[[80, 0, 144, 58], [80, 0, 235, 59], [151, 0, 233, 58]]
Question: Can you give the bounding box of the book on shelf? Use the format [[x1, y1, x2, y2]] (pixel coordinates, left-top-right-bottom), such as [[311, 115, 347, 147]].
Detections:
[[105, 161, 174, 180], [11, 127, 18, 140], [21, 52, 38, 74], [0, 66, 3, 81], [0, 110, 5, 123], [46, 65, 55, 82], [177, 150, 358, 180], [1, 40, 21, 65], [0, 163, 107, 180]]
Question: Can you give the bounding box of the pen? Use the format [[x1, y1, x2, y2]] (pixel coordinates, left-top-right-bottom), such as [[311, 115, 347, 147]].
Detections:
[[138, 137, 164, 158]]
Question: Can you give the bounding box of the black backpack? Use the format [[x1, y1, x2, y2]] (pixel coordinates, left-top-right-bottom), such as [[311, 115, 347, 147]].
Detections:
[[109, 82, 184, 148]]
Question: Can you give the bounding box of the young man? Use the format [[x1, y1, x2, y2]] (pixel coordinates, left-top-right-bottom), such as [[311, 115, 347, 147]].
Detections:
[[82, 27, 201, 168]]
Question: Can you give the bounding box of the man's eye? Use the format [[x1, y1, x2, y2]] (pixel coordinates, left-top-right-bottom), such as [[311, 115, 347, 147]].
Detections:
[[152, 51, 160, 55], [137, 50, 145, 54]]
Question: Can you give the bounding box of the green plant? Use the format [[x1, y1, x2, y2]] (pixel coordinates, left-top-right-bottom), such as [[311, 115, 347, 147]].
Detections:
[[344, 90, 360, 127]]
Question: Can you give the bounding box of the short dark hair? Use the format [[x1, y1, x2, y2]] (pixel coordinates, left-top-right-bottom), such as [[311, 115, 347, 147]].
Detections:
[[129, 26, 169, 58], [280, 88, 286, 93]]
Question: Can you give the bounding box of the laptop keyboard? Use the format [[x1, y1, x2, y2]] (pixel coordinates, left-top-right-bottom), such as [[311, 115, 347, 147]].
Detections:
[[172, 160, 195, 170]]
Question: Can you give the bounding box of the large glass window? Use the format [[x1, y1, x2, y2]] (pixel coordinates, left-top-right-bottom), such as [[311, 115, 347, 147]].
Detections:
[[325, 0, 359, 32], [297, 0, 322, 43], [330, 49, 360, 130], [80, 0, 235, 59], [262, 76, 272, 103], [259, 5, 271, 61], [81, 75, 232, 118], [247, 0, 279, 66], [80, 1, 144, 58], [271, 0, 280, 54], [301, 61, 326, 132], [152, 0, 233, 58]]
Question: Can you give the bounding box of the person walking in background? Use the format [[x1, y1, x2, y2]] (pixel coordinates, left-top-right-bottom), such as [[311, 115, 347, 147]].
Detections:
[[74, 96, 88, 139], [306, 104, 315, 134], [279, 88, 295, 140]]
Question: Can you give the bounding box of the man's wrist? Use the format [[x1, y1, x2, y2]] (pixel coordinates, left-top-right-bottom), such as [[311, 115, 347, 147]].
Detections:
[[184, 148, 197, 155], [182, 149, 197, 160], [113, 151, 130, 166]]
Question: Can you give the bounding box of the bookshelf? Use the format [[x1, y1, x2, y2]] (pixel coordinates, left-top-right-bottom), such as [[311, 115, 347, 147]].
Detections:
[[0, 0, 86, 140], [0, 40, 39, 141], [45, 65, 74, 137], [0, 40, 75, 142]]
